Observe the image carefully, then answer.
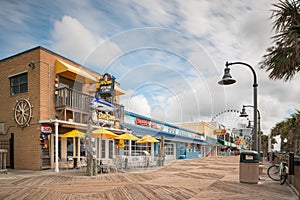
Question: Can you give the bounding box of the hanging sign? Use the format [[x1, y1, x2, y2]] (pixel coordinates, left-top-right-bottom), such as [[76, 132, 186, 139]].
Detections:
[[96, 73, 115, 95], [41, 124, 52, 134]]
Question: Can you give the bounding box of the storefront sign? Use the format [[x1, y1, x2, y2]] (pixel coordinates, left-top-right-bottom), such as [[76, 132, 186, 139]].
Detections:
[[214, 129, 226, 135], [96, 73, 115, 95], [41, 124, 52, 134]]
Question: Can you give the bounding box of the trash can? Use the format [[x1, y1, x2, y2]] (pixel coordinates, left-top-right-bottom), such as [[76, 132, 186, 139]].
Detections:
[[239, 151, 259, 184]]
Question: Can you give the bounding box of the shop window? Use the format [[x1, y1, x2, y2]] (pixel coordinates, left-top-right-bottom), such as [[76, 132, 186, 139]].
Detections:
[[124, 141, 151, 156], [67, 138, 74, 156], [80, 138, 85, 156], [165, 143, 174, 155], [9, 72, 28, 95]]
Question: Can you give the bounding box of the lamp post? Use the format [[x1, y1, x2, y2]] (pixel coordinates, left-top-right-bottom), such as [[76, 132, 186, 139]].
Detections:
[[218, 61, 258, 152], [240, 105, 261, 153]]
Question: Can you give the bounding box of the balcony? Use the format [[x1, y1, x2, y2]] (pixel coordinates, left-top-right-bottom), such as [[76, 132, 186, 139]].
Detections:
[[55, 87, 124, 125]]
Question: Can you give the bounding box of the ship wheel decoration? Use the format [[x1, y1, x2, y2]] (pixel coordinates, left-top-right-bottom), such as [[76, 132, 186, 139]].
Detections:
[[13, 98, 33, 127]]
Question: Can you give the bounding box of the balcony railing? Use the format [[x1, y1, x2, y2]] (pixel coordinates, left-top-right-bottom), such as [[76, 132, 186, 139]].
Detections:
[[55, 87, 92, 112], [55, 87, 124, 123]]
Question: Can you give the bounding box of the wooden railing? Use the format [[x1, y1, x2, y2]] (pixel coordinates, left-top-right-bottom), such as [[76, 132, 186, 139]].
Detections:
[[55, 87, 92, 112], [55, 87, 124, 123]]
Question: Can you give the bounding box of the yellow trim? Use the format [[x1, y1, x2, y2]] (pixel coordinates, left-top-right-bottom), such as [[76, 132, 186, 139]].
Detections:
[[55, 60, 97, 83]]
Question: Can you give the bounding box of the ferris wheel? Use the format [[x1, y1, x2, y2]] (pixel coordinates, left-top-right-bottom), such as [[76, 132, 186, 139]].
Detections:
[[211, 109, 248, 132]]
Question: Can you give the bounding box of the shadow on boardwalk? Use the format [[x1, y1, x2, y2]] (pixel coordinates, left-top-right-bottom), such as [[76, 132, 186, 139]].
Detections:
[[0, 156, 298, 200]]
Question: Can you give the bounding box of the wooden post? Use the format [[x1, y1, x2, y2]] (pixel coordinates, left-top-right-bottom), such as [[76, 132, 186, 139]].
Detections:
[[158, 136, 165, 166], [86, 120, 94, 176]]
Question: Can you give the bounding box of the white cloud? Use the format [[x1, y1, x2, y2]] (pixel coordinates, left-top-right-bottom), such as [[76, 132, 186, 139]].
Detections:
[[51, 15, 100, 63], [121, 90, 151, 117]]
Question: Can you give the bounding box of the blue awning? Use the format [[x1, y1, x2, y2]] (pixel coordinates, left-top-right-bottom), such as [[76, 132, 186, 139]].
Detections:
[[122, 123, 208, 145]]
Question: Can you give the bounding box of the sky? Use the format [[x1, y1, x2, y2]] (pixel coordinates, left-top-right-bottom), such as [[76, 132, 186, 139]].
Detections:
[[1, 0, 299, 146]]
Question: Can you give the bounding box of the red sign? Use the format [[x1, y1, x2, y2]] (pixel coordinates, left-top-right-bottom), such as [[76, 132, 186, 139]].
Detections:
[[214, 129, 226, 135], [41, 124, 52, 133]]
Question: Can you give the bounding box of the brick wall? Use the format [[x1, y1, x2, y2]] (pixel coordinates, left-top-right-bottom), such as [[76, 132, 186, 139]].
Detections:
[[0, 48, 42, 170]]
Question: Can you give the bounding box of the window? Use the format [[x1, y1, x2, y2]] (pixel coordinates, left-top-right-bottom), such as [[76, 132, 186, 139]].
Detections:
[[124, 141, 151, 156], [10, 72, 28, 95], [165, 143, 174, 155]]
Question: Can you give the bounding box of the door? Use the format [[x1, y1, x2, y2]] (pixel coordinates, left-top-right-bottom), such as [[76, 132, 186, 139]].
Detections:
[[165, 143, 176, 160]]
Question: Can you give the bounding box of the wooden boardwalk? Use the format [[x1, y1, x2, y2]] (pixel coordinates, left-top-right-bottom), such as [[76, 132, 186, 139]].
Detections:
[[0, 156, 298, 200]]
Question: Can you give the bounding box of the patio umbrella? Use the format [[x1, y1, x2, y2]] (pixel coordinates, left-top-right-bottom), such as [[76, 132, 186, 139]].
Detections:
[[59, 129, 85, 138], [116, 133, 139, 159], [136, 135, 159, 143], [92, 128, 119, 160], [92, 128, 118, 139], [116, 132, 139, 140]]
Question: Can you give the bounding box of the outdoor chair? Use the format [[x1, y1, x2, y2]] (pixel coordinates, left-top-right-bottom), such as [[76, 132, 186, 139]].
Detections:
[[113, 156, 124, 171], [98, 159, 110, 174], [107, 159, 118, 173]]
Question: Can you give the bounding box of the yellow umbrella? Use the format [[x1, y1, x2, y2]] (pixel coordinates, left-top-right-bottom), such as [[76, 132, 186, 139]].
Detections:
[[92, 128, 118, 139], [59, 129, 85, 138], [137, 135, 160, 143], [116, 132, 139, 140]]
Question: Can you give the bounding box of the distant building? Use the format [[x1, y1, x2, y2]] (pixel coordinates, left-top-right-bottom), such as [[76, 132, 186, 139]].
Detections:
[[176, 121, 223, 156]]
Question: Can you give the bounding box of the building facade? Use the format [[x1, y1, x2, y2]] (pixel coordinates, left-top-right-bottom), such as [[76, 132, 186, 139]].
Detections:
[[0, 46, 125, 170], [176, 122, 222, 156], [123, 111, 207, 160]]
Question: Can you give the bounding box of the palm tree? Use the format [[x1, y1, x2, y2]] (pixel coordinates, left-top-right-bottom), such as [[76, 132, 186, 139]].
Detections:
[[260, 0, 300, 81], [286, 110, 300, 153], [270, 111, 300, 154]]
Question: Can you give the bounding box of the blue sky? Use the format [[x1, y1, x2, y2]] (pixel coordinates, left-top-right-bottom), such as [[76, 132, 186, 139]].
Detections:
[[1, 0, 299, 144]]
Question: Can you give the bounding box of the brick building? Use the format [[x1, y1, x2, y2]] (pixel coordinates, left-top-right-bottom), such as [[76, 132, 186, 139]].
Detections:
[[0, 46, 125, 170]]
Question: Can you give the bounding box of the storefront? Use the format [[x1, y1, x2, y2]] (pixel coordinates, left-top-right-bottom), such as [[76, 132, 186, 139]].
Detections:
[[122, 111, 208, 162]]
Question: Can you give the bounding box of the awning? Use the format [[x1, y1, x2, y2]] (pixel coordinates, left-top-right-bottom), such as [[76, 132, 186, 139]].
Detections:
[[56, 60, 98, 83]]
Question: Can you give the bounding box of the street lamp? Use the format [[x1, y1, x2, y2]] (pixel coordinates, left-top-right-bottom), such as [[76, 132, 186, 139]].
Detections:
[[240, 105, 261, 153], [218, 61, 258, 152]]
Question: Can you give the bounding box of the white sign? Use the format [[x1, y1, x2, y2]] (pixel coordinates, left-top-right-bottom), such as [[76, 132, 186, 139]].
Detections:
[[41, 124, 52, 133]]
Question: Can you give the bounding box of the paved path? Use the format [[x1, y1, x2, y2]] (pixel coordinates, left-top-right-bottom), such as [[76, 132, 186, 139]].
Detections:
[[0, 156, 298, 199]]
